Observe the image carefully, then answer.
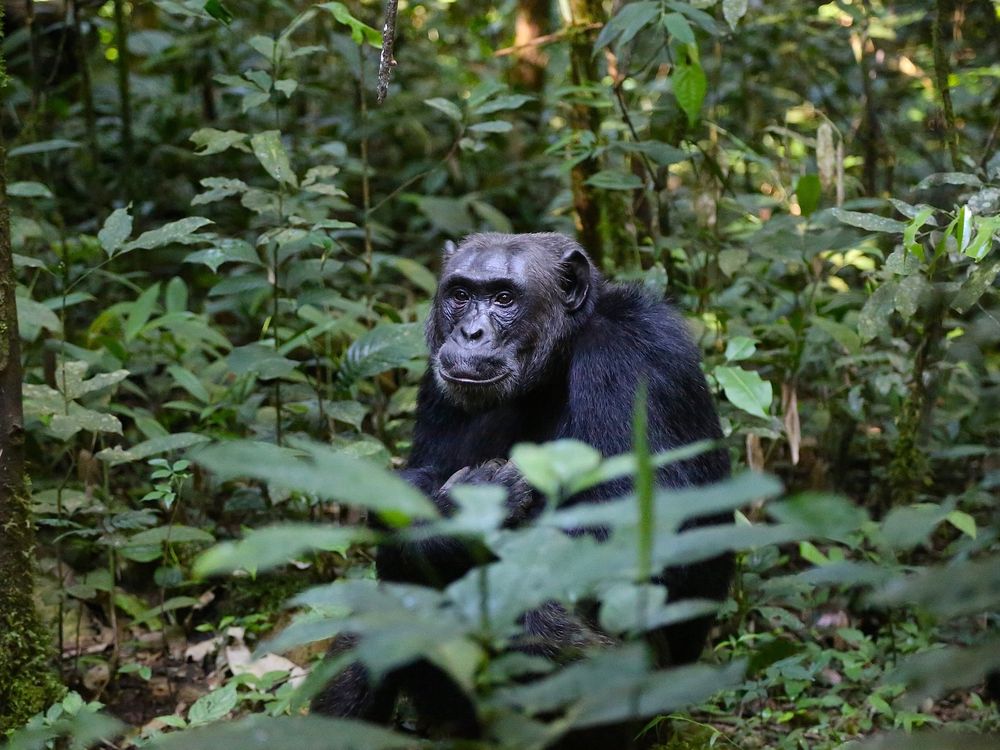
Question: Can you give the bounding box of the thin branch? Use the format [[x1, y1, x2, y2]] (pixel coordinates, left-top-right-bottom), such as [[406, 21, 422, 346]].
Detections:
[[376, 0, 399, 104], [495, 23, 602, 57]]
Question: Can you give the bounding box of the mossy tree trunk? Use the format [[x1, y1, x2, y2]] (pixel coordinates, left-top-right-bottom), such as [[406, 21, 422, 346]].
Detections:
[[0, 14, 62, 730]]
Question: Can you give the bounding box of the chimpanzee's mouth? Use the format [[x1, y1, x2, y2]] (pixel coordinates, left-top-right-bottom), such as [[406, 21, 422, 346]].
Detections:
[[440, 369, 510, 386]]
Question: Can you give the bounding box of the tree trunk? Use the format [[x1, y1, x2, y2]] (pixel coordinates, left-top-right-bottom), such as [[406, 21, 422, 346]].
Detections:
[[0, 25, 62, 726], [509, 0, 549, 92], [563, 0, 605, 265]]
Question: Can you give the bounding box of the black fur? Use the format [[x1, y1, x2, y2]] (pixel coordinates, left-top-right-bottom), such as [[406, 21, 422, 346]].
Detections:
[[312, 233, 732, 743]]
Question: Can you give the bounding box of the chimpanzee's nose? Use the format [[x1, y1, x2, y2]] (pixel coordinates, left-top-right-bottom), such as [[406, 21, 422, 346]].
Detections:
[[460, 323, 485, 342]]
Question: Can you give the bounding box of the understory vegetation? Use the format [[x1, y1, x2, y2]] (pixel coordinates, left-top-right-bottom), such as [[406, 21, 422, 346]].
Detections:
[[1, 0, 999, 748]]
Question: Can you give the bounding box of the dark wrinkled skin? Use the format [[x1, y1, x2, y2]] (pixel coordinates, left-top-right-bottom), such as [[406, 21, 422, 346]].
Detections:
[[312, 233, 733, 748]]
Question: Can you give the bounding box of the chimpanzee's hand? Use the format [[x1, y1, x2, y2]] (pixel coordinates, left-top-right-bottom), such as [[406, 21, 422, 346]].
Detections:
[[437, 459, 540, 528]]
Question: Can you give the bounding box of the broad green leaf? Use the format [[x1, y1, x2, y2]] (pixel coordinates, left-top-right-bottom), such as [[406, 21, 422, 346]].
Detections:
[[594, 2, 660, 51], [195, 524, 368, 576], [472, 94, 534, 116], [915, 172, 982, 190], [894, 274, 928, 320], [203, 0, 234, 25], [228, 343, 298, 380], [320, 2, 382, 47], [830, 208, 907, 234], [469, 120, 513, 134], [192, 177, 248, 205], [190, 128, 248, 155], [342, 323, 427, 380], [98, 207, 133, 256], [715, 366, 772, 419], [615, 140, 689, 166], [586, 170, 643, 191], [858, 281, 897, 342], [870, 557, 1000, 618], [723, 0, 749, 29], [511, 440, 602, 498], [724, 336, 756, 362], [952, 256, 1000, 312], [8, 139, 79, 157], [17, 296, 62, 339], [250, 130, 298, 187], [56, 361, 129, 400], [416, 196, 474, 235], [795, 174, 821, 216], [168, 364, 211, 403], [673, 61, 707, 126], [123, 218, 214, 254], [662, 12, 695, 45], [8, 181, 53, 198], [389, 257, 437, 295], [184, 239, 261, 272], [49, 406, 123, 441], [424, 97, 463, 122], [125, 283, 160, 341], [193, 439, 436, 523], [810, 316, 861, 355], [97, 433, 211, 466], [946, 510, 977, 539], [128, 526, 215, 547]]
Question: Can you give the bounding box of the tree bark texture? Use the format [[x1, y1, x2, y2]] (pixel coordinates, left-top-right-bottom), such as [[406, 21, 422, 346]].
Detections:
[[565, 0, 605, 266], [0, 82, 62, 729]]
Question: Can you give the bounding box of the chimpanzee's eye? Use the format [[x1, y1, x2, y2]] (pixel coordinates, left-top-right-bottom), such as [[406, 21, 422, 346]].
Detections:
[[494, 291, 515, 307], [452, 288, 470, 303]]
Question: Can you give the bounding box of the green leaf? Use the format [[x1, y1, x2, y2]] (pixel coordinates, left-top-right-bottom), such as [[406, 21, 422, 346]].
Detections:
[[168, 364, 211, 403], [128, 526, 215, 547], [203, 0, 234, 25], [125, 284, 160, 341], [17, 297, 62, 339], [723, 0, 749, 29], [830, 208, 907, 234], [585, 170, 643, 191], [8, 139, 80, 157], [472, 94, 534, 116], [320, 2, 382, 47], [193, 440, 436, 524], [195, 524, 371, 576], [946, 510, 977, 539], [122, 217, 214, 254], [342, 323, 427, 380], [424, 97, 463, 122], [673, 60, 707, 126], [96, 433, 211, 466], [469, 120, 513, 134], [915, 172, 982, 190], [250, 130, 298, 187], [810, 316, 860, 355], [715, 366, 772, 419], [56, 361, 130, 400], [662, 13, 695, 45], [8, 181, 53, 198], [98, 207, 133, 256], [184, 239, 261, 273], [858, 281, 898, 342], [228, 343, 298, 380], [795, 174, 822, 217], [724, 336, 756, 362], [190, 128, 248, 155], [952, 256, 1000, 313], [511, 440, 602, 498], [49, 406, 123, 441], [894, 274, 928, 320], [595, 2, 660, 51], [149, 715, 423, 750]]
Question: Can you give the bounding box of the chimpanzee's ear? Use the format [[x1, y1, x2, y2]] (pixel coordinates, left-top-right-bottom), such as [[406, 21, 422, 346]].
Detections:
[[558, 248, 591, 312], [442, 240, 458, 261]]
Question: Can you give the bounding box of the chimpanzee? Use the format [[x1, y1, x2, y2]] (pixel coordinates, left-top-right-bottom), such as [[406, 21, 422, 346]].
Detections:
[[312, 233, 732, 741]]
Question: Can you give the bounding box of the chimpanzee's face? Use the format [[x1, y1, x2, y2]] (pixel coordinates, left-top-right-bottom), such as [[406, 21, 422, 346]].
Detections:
[[428, 234, 594, 411]]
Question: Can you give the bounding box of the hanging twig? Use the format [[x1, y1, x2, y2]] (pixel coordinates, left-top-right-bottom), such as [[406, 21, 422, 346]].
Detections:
[[376, 0, 399, 104]]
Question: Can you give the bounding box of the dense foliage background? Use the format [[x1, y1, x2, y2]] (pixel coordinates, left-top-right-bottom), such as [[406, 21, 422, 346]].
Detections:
[[2, 0, 1000, 748]]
